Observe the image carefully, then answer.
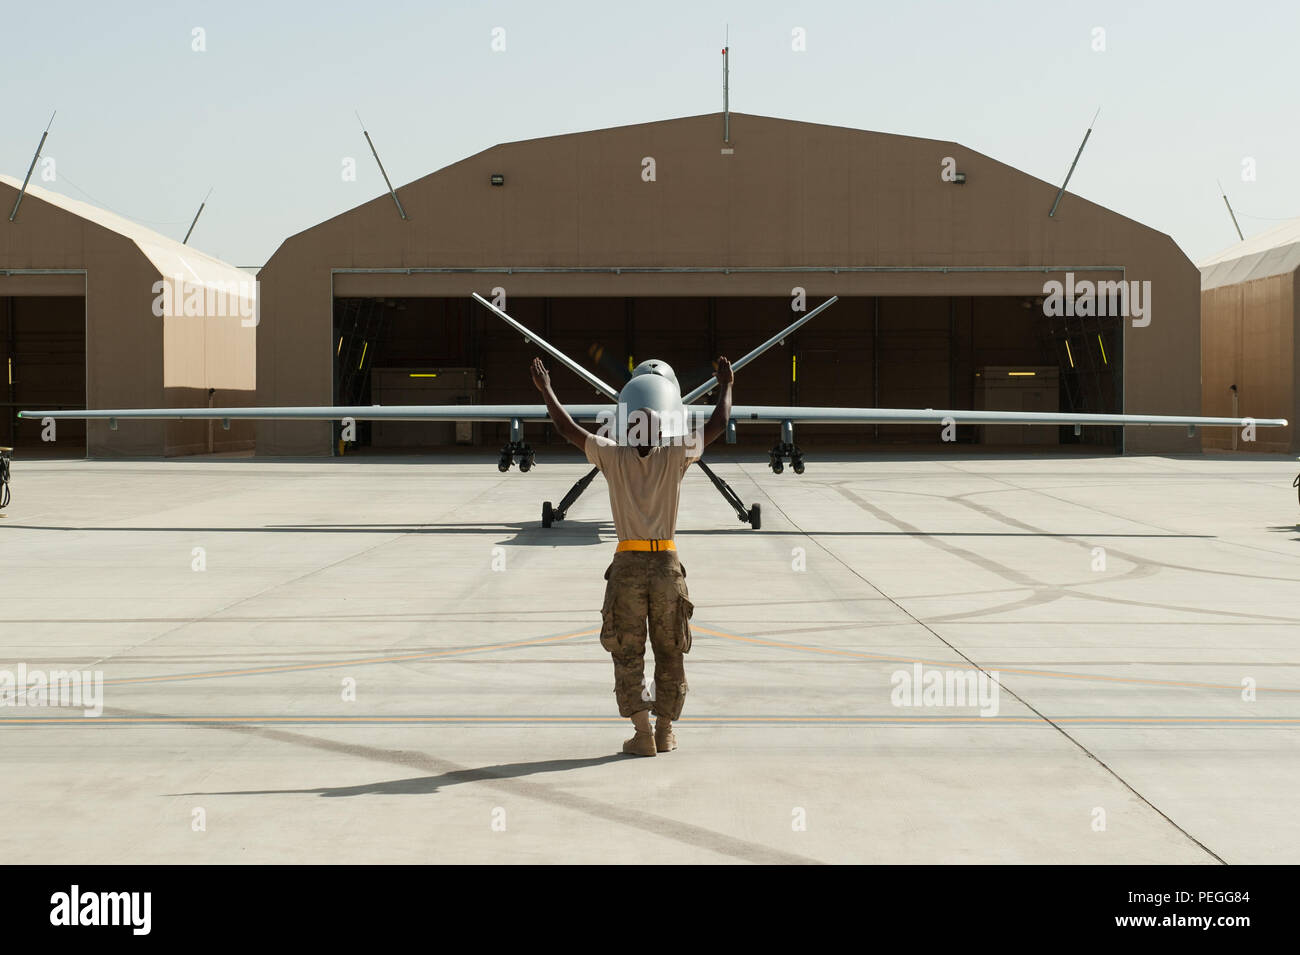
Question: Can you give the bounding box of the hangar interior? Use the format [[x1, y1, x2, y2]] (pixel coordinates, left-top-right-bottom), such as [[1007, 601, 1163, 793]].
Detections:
[[1, 292, 85, 452], [331, 294, 1122, 452]]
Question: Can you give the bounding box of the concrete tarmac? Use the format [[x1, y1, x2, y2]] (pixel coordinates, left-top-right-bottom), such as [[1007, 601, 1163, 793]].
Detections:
[[2, 450, 1297, 864]]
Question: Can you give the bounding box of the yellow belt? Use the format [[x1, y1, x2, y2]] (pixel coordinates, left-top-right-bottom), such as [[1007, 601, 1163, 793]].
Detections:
[[616, 539, 676, 552]]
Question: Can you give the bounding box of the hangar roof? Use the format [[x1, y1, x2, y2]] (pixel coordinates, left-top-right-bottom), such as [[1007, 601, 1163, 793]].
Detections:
[[265, 111, 1188, 279], [1198, 216, 1300, 290], [0, 173, 252, 292]]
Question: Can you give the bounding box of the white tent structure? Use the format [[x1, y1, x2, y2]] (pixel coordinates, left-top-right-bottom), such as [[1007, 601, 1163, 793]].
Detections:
[[0, 174, 256, 455], [1198, 218, 1300, 452]]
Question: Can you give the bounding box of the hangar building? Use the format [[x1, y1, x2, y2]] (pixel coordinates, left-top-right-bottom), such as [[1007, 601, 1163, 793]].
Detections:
[[0, 175, 256, 456], [257, 113, 1201, 458], [1199, 220, 1300, 453]]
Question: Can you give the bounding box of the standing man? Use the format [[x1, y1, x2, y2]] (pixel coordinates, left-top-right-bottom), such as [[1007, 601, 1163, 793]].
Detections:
[[531, 355, 734, 756]]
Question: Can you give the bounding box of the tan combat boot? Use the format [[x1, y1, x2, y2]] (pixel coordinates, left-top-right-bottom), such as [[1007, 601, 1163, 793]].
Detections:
[[655, 717, 677, 753], [622, 710, 656, 757]]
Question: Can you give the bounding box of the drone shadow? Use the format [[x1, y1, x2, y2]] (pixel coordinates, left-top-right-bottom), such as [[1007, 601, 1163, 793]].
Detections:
[[266, 520, 616, 546], [7, 520, 1214, 543]]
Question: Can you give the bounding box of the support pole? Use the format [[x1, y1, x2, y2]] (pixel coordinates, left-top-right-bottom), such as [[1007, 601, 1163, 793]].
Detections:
[[1049, 108, 1099, 218], [9, 112, 56, 223], [356, 112, 407, 221], [722, 28, 730, 143], [1218, 180, 1244, 242], [873, 297, 879, 440], [183, 187, 213, 245], [6, 295, 15, 447]]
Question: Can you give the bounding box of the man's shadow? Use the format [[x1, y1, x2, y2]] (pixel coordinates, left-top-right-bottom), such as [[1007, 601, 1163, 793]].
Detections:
[[177, 754, 628, 798]]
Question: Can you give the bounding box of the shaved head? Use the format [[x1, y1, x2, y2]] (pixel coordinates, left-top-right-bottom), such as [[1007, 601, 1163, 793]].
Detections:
[[627, 407, 660, 449]]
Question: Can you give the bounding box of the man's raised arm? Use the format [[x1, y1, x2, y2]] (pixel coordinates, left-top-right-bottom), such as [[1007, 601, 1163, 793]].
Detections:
[[701, 356, 733, 447], [532, 357, 593, 450]]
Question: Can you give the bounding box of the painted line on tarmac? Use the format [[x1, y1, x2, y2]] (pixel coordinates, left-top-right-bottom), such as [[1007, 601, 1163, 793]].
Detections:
[[87, 628, 598, 687], [695, 626, 1300, 694], [2, 715, 1297, 726], [15, 624, 1296, 698]]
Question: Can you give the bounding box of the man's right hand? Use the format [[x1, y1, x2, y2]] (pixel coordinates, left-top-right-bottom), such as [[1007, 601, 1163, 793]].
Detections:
[[531, 357, 551, 394], [701, 356, 734, 448], [716, 356, 734, 386], [532, 358, 590, 450]]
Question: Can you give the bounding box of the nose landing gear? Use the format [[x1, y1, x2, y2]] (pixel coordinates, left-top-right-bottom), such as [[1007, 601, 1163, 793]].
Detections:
[[695, 460, 762, 529], [541, 466, 600, 528]]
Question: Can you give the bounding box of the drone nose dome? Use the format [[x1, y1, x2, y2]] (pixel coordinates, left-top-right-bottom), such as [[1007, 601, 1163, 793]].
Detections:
[[630, 359, 678, 387], [615, 373, 688, 442]]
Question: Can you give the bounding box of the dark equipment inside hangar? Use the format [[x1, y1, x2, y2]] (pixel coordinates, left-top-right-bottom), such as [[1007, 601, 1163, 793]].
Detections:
[[330, 292, 1122, 453]]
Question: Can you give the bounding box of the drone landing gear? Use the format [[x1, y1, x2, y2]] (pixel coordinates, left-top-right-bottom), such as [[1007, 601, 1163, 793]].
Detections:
[[542, 466, 599, 527], [768, 442, 804, 475], [497, 417, 535, 472], [769, 420, 804, 474], [498, 441, 535, 472], [695, 460, 761, 529]]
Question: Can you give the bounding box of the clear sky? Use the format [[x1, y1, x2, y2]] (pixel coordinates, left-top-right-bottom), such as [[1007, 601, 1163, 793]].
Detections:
[[3, 0, 1296, 268]]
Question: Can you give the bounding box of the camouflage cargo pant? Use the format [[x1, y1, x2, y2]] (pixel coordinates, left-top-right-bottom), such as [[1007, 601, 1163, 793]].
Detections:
[[598, 551, 694, 719]]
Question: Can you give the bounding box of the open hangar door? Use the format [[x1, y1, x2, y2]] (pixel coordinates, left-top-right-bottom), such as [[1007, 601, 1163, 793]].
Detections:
[[0, 290, 85, 455], [333, 296, 479, 453], [330, 293, 1122, 454], [454, 296, 710, 450], [787, 295, 1123, 450], [520, 294, 1124, 451]]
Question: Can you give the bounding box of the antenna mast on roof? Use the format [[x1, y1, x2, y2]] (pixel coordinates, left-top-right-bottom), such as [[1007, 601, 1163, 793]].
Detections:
[[9, 111, 56, 223], [722, 28, 730, 143], [1049, 107, 1100, 218], [1217, 179, 1244, 242], [183, 186, 213, 244], [356, 111, 408, 221]]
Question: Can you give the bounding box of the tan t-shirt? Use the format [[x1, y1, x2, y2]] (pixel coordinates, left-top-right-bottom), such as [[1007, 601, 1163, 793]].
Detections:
[[584, 432, 703, 541]]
